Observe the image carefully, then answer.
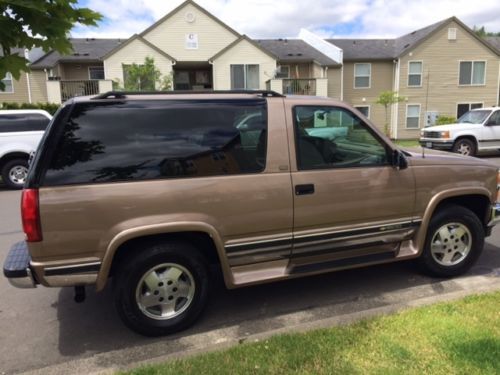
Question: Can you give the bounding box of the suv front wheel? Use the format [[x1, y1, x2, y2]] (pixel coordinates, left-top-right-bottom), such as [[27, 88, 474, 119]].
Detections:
[[113, 241, 210, 336], [418, 204, 484, 277], [1, 158, 29, 190], [452, 138, 476, 156]]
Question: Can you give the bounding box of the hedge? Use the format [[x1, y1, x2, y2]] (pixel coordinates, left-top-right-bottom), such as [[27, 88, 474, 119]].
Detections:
[[0, 102, 60, 115]]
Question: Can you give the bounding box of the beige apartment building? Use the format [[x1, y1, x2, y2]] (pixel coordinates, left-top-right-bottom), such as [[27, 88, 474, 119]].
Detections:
[[1, 0, 499, 139]]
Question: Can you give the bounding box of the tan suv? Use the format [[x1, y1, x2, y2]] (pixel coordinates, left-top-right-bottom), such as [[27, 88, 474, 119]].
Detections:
[[4, 91, 500, 336]]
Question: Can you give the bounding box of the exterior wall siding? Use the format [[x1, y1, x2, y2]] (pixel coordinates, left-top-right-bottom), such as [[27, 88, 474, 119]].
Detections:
[[104, 38, 173, 87], [60, 63, 104, 80], [212, 39, 276, 90], [396, 20, 500, 139], [342, 61, 394, 132], [0, 73, 30, 103], [142, 3, 239, 62], [326, 67, 342, 99], [30, 70, 48, 103]]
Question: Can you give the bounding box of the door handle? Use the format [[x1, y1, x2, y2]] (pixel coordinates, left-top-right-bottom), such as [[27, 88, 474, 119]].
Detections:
[[295, 184, 315, 195]]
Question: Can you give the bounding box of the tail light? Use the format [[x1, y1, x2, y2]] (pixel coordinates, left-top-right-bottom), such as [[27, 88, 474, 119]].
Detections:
[[21, 189, 42, 242]]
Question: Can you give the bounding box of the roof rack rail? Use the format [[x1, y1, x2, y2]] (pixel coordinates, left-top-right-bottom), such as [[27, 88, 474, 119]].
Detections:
[[92, 90, 285, 100]]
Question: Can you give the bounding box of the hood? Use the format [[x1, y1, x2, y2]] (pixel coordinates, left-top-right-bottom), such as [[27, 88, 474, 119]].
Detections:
[[422, 123, 481, 132], [401, 147, 497, 168]]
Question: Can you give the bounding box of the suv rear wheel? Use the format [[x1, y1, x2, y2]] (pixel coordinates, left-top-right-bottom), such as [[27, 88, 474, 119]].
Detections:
[[452, 138, 476, 156], [1, 158, 29, 189], [418, 204, 484, 277], [113, 241, 209, 336]]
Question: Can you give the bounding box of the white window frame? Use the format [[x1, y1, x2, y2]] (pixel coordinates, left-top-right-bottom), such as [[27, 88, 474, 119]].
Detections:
[[0, 72, 14, 94], [88, 66, 105, 80], [456, 102, 484, 118], [354, 105, 370, 119], [230, 64, 260, 90], [458, 60, 486, 86], [354, 63, 371, 89], [406, 103, 421, 129], [276, 65, 290, 79], [407, 61, 423, 87]]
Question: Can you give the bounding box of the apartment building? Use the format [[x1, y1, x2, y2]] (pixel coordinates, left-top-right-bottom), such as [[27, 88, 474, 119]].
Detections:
[[1, 0, 499, 139]]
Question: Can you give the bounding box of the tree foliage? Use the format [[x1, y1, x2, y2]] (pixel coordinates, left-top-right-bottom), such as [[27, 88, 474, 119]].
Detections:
[[119, 57, 173, 91], [0, 0, 102, 89], [376, 91, 406, 137], [473, 26, 500, 37]]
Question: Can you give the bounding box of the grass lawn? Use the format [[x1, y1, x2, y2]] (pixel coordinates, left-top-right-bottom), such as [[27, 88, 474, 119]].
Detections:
[[123, 291, 500, 375], [394, 139, 420, 148]]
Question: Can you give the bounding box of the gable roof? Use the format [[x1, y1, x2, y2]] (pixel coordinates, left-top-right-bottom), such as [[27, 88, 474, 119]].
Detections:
[[31, 38, 123, 69], [139, 0, 240, 39], [256, 39, 340, 66], [102, 34, 176, 61], [210, 35, 277, 61], [328, 16, 500, 61]]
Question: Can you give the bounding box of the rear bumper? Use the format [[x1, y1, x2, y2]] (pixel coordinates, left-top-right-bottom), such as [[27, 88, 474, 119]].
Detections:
[[3, 241, 37, 288]]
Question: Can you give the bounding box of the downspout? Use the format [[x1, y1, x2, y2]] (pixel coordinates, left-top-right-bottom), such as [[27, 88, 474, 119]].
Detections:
[[497, 61, 500, 106], [392, 59, 401, 139], [24, 49, 32, 103], [340, 64, 344, 101]]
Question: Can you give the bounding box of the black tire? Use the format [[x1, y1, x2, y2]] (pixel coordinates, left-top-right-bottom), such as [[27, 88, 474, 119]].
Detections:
[[418, 204, 484, 277], [452, 138, 476, 156], [1, 158, 29, 190], [113, 241, 210, 336]]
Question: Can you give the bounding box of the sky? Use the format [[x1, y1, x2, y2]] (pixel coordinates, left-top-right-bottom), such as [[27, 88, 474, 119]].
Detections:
[[72, 0, 500, 39]]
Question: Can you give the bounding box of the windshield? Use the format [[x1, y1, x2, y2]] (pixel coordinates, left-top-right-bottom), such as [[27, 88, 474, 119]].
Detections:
[[458, 110, 491, 124]]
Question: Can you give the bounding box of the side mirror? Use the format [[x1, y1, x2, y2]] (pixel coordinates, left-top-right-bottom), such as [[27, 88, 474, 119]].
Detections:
[[392, 150, 408, 170]]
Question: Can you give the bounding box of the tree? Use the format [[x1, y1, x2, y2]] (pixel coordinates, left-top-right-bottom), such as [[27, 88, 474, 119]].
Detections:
[[473, 25, 500, 37], [121, 57, 173, 91], [0, 1, 101, 90], [375, 91, 406, 137]]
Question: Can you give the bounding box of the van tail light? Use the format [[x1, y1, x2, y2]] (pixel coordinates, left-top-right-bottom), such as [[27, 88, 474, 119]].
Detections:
[[21, 189, 42, 242]]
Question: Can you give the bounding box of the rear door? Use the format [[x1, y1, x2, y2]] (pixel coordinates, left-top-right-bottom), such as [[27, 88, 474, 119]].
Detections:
[[286, 102, 416, 268]]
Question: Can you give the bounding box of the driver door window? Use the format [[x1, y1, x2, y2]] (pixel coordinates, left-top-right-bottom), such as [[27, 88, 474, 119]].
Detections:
[[294, 106, 389, 170]]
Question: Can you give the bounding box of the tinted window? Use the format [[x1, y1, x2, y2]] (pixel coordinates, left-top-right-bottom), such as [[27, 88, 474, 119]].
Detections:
[[0, 113, 50, 132], [43, 100, 267, 186], [294, 106, 389, 170]]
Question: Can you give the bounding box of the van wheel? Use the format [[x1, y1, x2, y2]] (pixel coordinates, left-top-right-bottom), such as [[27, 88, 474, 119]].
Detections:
[[1, 159, 29, 189], [113, 241, 209, 336], [418, 205, 484, 277], [452, 138, 476, 156]]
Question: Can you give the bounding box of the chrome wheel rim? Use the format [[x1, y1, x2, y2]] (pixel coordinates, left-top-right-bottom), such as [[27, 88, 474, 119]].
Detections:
[[456, 143, 471, 155], [430, 222, 471, 266], [8, 165, 28, 185], [135, 263, 195, 320]]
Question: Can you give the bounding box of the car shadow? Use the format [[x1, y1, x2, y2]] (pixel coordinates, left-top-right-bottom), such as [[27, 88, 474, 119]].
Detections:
[[55, 243, 500, 358]]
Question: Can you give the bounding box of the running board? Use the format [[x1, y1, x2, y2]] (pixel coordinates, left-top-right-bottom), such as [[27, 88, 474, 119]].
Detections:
[[289, 251, 396, 275]]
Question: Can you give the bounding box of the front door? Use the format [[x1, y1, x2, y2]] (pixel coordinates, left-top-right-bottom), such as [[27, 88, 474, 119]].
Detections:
[[287, 104, 416, 265], [481, 110, 500, 149]]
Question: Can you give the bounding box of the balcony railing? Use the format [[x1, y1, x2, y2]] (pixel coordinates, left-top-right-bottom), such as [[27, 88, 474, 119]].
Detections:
[[60, 80, 100, 101], [282, 79, 316, 95]]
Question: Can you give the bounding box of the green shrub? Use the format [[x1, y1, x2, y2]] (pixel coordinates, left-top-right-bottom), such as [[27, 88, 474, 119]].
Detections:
[[0, 102, 60, 115], [435, 115, 457, 125]]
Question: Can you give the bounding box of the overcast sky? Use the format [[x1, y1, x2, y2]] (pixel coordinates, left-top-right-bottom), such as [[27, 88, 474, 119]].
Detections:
[[73, 0, 500, 39]]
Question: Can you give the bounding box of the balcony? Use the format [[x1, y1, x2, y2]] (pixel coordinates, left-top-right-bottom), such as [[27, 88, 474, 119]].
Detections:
[[46, 79, 113, 104], [266, 78, 328, 96]]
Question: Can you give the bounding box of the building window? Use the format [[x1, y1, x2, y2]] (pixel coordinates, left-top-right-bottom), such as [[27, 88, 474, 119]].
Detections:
[[406, 104, 421, 129], [459, 61, 485, 85], [276, 65, 289, 79], [89, 66, 105, 80], [354, 63, 371, 88], [1, 73, 13, 93], [354, 105, 370, 118], [230, 64, 260, 90], [457, 103, 483, 118], [408, 61, 422, 87]]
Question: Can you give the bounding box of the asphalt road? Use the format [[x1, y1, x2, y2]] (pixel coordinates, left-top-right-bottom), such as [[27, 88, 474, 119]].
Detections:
[[1, 156, 500, 374]]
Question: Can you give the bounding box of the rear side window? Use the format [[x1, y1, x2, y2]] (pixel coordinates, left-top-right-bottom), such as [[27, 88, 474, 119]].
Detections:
[[43, 99, 267, 186], [0, 113, 50, 132]]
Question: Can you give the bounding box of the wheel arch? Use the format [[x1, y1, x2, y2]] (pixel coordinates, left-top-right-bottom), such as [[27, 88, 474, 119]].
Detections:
[[0, 151, 30, 170], [453, 135, 478, 150], [96, 223, 231, 291], [414, 188, 491, 254]]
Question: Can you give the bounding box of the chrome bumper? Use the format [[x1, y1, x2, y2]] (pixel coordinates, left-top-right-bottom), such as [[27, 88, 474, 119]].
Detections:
[[488, 203, 500, 227]]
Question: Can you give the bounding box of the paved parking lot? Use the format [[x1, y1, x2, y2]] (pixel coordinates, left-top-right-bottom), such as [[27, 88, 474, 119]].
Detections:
[[1, 156, 500, 374]]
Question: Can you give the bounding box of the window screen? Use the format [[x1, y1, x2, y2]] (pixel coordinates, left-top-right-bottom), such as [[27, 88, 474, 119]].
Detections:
[[43, 100, 268, 186]]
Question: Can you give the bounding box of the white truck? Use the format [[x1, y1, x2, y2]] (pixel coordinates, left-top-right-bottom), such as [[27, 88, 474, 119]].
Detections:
[[0, 110, 52, 189], [419, 107, 500, 156]]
